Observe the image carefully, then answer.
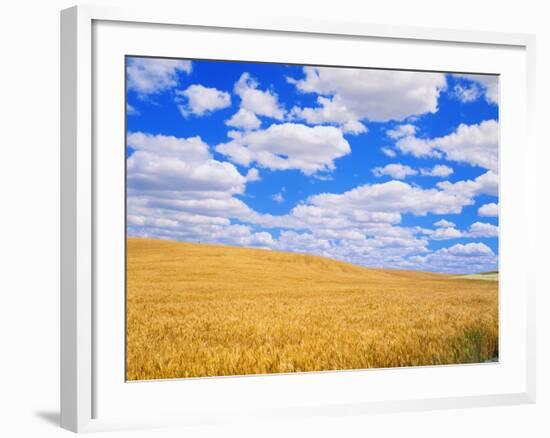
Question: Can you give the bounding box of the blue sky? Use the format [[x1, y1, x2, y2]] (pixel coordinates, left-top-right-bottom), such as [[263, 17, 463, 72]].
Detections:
[[126, 56, 499, 274]]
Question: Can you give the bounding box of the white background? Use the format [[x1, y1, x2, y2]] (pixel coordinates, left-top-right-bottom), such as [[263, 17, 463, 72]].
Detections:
[[0, 1, 547, 437]]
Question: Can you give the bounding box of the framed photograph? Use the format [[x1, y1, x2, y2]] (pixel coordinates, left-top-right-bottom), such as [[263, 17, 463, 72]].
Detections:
[[61, 5, 536, 433]]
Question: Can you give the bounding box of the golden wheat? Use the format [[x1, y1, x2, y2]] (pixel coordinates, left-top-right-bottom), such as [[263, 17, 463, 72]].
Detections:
[[126, 237, 498, 380]]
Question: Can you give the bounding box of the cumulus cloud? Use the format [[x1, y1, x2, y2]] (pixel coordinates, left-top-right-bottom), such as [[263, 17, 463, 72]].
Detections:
[[290, 96, 355, 125], [215, 123, 351, 175], [234, 73, 285, 120], [453, 83, 481, 103], [436, 170, 498, 198], [381, 147, 397, 158], [281, 204, 402, 229], [396, 120, 499, 172], [139, 196, 252, 219], [127, 132, 246, 195], [431, 227, 463, 240], [342, 120, 368, 135], [468, 221, 498, 238], [261, 171, 499, 249], [370, 163, 455, 184], [276, 231, 332, 255], [289, 97, 367, 134], [130, 218, 275, 250], [434, 219, 455, 228], [245, 168, 261, 182], [419, 165, 454, 178], [453, 74, 498, 105], [270, 229, 430, 269], [126, 131, 280, 251], [175, 84, 231, 117], [126, 58, 192, 97], [307, 180, 474, 216], [226, 108, 262, 130], [372, 163, 418, 180], [126, 132, 253, 238], [429, 220, 498, 240], [406, 242, 497, 273], [127, 132, 210, 160], [478, 202, 498, 217], [289, 66, 447, 123], [375, 165, 455, 184], [271, 192, 284, 203], [387, 124, 417, 139], [323, 234, 430, 269], [441, 242, 494, 256]]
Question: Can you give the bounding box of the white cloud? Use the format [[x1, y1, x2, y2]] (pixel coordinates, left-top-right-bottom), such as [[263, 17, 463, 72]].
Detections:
[[342, 120, 368, 135], [396, 120, 499, 172], [126, 58, 192, 96], [289, 101, 367, 135], [130, 218, 276, 250], [289, 97, 368, 135], [429, 220, 465, 241], [265, 174, 495, 263], [394, 136, 437, 157], [290, 96, 355, 125], [478, 202, 499, 217], [454, 74, 498, 105], [126, 103, 139, 116], [271, 192, 284, 203], [127, 132, 210, 160], [176, 84, 231, 117], [308, 180, 474, 216], [289, 67, 447, 122], [440, 242, 494, 256], [127, 132, 246, 196], [372, 163, 418, 180], [453, 83, 481, 103], [387, 124, 417, 139], [312, 173, 334, 181], [436, 170, 498, 198], [431, 227, 463, 240], [434, 219, 455, 228], [215, 123, 351, 175], [138, 196, 252, 219], [234, 73, 285, 120], [405, 242, 497, 273], [324, 234, 430, 268], [429, 220, 498, 240], [308, 171, 498, 221], [420, 165, 454, 178], [271, 230, 430, 268], [125, 131, 282, 252], [281, 204, 401, 229], [245, 168, 261, 182], [226, 108, 261, 130], [276, 231, 332, 255], [468, 221, 499, 238], [381, 147, 396, 158], [127, 151, 245, 195]]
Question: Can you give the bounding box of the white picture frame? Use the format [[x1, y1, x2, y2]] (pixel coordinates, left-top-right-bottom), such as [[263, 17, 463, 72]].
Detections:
[[60, 4, 537, 433]]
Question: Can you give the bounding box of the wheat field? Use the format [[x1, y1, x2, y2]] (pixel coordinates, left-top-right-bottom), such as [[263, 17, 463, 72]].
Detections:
[[126, 237, 498, 380]]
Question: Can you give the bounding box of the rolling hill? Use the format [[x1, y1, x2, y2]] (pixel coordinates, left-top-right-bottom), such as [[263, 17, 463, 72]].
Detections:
[[126, 237, 499, 380]]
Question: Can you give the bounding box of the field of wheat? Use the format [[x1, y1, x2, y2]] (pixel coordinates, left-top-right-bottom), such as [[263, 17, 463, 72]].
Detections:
[[126, 237, 498, 380]]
